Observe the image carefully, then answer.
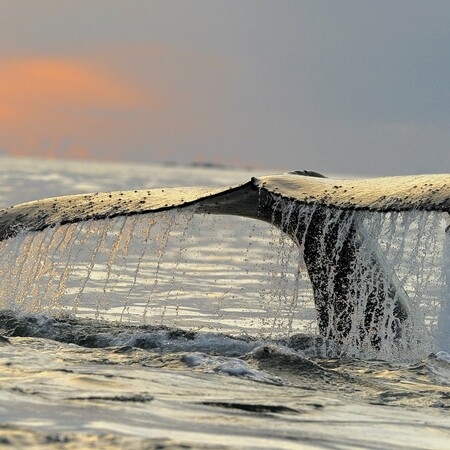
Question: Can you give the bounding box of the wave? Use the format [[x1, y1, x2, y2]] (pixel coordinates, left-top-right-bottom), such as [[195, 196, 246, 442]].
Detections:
[[0, 310, 340, 359]]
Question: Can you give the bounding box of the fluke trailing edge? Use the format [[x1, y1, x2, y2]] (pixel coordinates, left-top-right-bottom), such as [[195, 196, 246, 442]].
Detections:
[[0, 171, 449, 348]]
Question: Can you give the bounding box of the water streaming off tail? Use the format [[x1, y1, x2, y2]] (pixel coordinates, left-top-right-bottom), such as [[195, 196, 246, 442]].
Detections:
[[0, 204, 448, 359], [0, 208, 313, 337], [357, 209, 448, 357], [272, 198, 449, 358]]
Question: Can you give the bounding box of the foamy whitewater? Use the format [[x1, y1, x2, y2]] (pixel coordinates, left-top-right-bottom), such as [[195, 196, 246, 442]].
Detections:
[[0, 157, 448, 449]]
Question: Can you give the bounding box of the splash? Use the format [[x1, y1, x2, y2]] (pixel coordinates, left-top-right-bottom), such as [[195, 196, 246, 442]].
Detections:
[[0, 208, 305, 335], [0, 202, 448, 360], [271, 196, 449, 359]]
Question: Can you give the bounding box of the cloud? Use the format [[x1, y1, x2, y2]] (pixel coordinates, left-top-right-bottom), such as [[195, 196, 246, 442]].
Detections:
[[0, 56, 163, 159], [0, 57, 148, 110], [0, 48, 234, 163]]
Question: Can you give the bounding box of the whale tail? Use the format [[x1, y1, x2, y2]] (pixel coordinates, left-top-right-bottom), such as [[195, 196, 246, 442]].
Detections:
[[0, 171, 449, 351]]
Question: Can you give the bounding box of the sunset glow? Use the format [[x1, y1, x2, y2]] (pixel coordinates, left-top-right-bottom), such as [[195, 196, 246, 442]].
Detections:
[[0, 57, 161, 159]]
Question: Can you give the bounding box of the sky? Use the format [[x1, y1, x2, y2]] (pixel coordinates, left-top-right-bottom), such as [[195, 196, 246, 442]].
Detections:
[[1, 1, 450, 176]]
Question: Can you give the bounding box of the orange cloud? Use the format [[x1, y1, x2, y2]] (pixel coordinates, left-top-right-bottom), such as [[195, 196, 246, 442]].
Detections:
[[0, 57, 147, 109], [0, 47, 233, 163], [0, 56, 163, 158]]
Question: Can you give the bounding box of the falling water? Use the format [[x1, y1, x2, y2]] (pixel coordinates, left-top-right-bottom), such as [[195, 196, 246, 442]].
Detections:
[[0, 208, 303, 334], [0, 201, 448, 360], [272, 197, 449, 359]]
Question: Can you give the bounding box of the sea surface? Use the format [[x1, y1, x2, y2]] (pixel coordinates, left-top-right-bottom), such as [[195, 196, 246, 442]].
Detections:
[[0, 156, 449, 449]]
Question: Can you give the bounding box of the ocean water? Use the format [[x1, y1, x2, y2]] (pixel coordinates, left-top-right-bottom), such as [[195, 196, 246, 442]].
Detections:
[[0, 156, 449, 449]]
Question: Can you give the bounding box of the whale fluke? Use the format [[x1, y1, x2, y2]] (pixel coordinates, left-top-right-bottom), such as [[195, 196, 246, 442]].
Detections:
[[0, 183, 253, 241], [0, 171, 449, 349], [256, 173, 450, 212], [1, 173, 449, 241]]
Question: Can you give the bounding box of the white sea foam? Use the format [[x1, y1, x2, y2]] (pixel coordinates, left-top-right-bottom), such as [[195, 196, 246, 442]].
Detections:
[[181, 352, 277, 382], [436, 351, 450, 363]]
